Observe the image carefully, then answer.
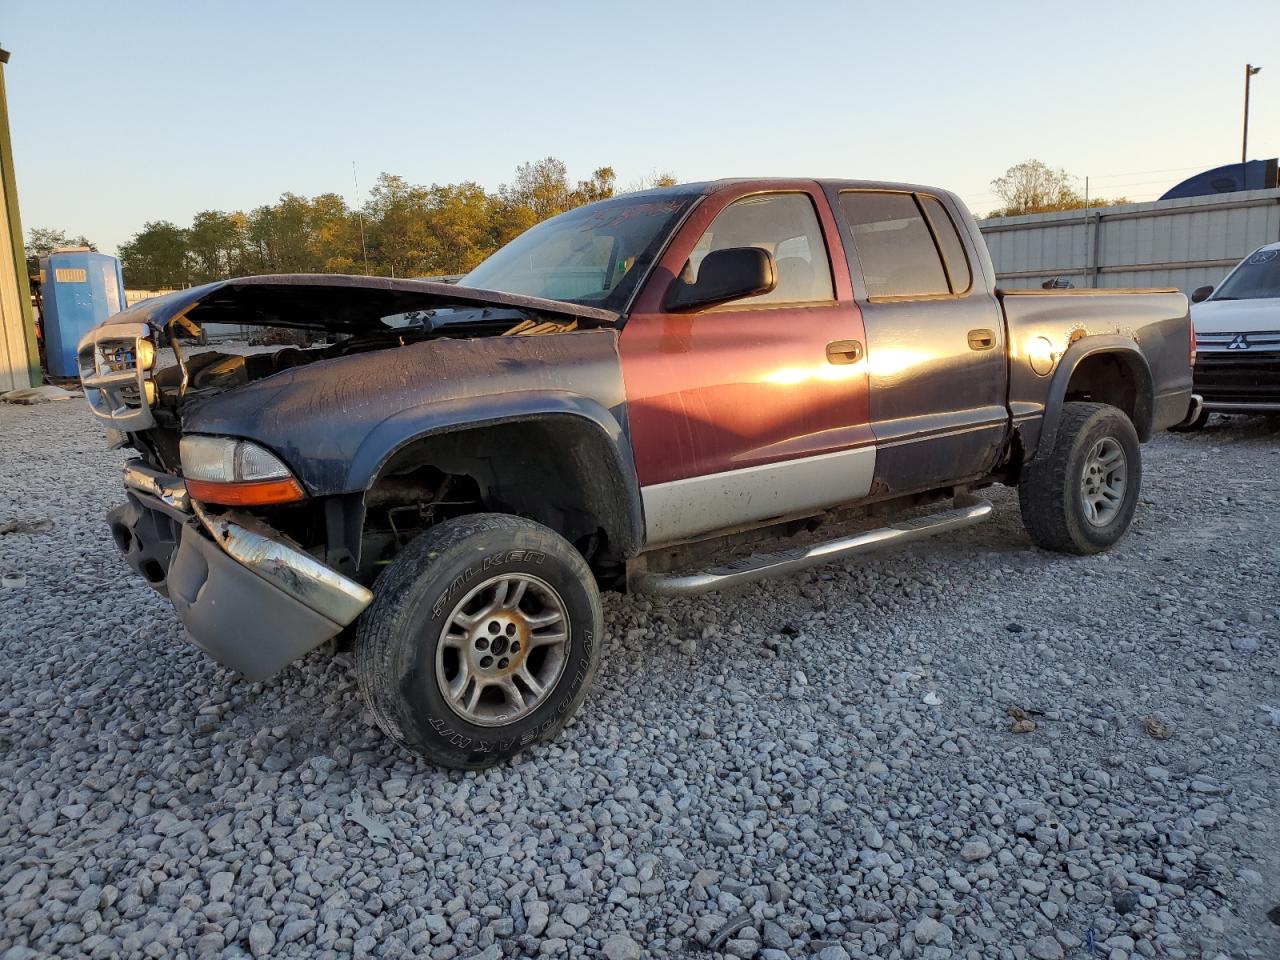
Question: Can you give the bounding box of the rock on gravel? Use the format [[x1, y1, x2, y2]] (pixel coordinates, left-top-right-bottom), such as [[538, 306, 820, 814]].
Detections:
[[0, 404, 1278, 960]]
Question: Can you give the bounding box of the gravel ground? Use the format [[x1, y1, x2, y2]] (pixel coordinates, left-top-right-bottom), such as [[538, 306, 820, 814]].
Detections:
[[0, 400, 1277, 960]]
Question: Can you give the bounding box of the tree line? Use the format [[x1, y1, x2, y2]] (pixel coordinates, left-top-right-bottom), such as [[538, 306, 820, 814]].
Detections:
[[97, 159, 672, 289], [26, 158, 1129, 289]]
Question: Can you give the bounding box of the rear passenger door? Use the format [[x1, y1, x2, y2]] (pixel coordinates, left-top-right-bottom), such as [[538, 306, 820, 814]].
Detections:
[[827, 189, 1007, 495]]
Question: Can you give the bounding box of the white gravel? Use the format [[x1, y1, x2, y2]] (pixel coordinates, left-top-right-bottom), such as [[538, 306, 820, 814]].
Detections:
[[0, 401, 1277, 960]]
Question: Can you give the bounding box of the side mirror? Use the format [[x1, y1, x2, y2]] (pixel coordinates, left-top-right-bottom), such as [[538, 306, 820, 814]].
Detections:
[[665, 247, 776, 312], [1191, 285, 1214, 303]]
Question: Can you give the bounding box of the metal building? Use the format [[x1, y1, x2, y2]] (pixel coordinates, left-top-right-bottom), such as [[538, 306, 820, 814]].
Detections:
[[0, 46, 37, 393], [979, 188, 1280, 294]]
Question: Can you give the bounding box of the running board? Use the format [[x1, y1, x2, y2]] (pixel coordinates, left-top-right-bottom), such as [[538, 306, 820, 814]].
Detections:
[[632, 500, 992, 596]]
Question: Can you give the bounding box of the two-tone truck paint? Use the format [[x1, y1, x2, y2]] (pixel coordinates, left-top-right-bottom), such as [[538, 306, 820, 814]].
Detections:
[[80, 179, 1195, 767]]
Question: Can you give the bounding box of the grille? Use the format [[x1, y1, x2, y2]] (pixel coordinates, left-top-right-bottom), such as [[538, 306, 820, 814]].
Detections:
[[1194, 350, 1280, 404], [77, 323, 157, 430], [1195, 329, 1280, 353]]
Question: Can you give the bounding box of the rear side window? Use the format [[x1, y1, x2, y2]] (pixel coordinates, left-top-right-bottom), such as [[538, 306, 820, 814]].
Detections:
[[839, 192, 949, 298], [919, 195, 972, 293], [684, 193, 834, 306]]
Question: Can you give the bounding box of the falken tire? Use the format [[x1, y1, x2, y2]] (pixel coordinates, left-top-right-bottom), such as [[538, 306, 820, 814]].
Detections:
[[1018, 402, 1142, 555], [354, 513, 603, 769]]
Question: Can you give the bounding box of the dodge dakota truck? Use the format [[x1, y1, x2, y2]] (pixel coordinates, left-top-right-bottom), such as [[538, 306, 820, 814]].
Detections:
[[79, 179, 1195, 767]]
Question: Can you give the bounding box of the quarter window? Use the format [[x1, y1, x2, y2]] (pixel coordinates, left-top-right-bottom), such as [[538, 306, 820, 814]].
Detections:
[[683, 193, 834, 306], [839, 192, 950, 298], [920, 195, 972, 293]]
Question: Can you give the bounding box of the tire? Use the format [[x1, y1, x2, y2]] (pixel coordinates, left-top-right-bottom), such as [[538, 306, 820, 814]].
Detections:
[[1169, 406, 1209, 432], [1018, 402, 1142, 555], [354, 513, 603, 768]]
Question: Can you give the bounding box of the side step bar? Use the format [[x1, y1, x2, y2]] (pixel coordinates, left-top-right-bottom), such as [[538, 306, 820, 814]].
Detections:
[[632, 500, 992, 596]]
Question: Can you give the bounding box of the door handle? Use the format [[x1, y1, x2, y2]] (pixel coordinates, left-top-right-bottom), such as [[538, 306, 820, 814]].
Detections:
[[967, 328, 996, 351], [826, 339, 864, 364]]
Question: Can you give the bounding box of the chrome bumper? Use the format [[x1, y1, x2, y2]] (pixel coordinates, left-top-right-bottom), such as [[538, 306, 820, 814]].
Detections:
[[1201, 400, 1280, 413], [121, 462, 372, 627], [1173, 393, 1204, 427]]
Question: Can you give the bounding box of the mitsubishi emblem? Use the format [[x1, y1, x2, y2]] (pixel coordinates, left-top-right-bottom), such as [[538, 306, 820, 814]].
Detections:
[[1227, 334, 1251, 350]]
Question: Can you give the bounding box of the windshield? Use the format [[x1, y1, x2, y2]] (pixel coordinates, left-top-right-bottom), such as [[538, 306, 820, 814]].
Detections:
[[1214, 248, 1280, 300], [459, 193, 697, 311]]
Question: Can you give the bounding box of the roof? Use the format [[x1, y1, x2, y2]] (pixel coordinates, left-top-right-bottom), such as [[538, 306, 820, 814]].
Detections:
[[621, 177, 955, 200]]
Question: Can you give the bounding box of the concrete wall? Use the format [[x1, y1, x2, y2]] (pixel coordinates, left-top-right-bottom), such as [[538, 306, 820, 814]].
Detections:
[[979, 189, 1280, 294]]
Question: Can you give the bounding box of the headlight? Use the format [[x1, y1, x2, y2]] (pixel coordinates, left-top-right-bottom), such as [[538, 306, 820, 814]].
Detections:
[[180, 436, 305, 506], [135, 339, 156, 370]]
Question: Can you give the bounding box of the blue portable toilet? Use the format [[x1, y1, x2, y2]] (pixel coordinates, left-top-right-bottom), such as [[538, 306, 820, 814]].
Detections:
[[39, 248, 126, 378]]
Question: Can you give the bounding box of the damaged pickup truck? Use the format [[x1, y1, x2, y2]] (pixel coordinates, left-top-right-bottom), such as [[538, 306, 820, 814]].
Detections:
[[80, 179, 1196, 767]]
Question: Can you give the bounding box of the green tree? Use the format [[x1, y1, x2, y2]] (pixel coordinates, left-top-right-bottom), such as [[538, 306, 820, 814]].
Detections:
[[362, 173, 434, 277], [187, 210, 250, 282], [308, 193, 361, 273], [988, 160, 1129, 217], [571, 166, 616, 205], [624, 170, 679, 192], [119, 221, 191, 288], [503, 157, 573, 219], [25, 226, 95, 278]]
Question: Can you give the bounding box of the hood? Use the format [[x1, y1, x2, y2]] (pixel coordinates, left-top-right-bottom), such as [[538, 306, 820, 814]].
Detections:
[[1191, 296, 1280, 334], [101, 274, 619, 335]]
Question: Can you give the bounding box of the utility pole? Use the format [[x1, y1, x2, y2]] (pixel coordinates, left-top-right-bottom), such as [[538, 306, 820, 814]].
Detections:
[[1242, 64, 1262, 171], [353, 161, 370, 276]]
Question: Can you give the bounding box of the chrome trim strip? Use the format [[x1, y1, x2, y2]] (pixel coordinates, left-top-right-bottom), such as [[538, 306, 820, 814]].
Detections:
[[640, 446, 877, 547], [1201, 401, 1280, 413], [77, 321, 156, 430], [122, 461, 190, 513], [191, 502, 372, 626], [633, 501, 992, 595]]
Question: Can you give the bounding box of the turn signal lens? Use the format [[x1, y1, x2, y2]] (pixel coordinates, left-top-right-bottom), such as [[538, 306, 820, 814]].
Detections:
[[185, 476, 306, 506], [180, 436, 306, 505]]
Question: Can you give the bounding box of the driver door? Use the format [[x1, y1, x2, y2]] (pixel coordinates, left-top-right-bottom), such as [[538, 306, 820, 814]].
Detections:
[[619, 182, 873, 546]]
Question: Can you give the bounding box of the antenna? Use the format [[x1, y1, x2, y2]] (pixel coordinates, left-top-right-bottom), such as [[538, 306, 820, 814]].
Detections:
[[353, 161, 370, 276]]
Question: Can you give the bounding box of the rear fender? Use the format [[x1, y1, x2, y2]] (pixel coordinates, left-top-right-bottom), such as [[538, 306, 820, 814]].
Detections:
[[1031, 335, 1154, 461]]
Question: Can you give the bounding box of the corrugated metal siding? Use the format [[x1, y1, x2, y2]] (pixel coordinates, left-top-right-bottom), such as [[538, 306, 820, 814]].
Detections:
[[979, 189, 1280, 293], [0, 153, 30, 393]]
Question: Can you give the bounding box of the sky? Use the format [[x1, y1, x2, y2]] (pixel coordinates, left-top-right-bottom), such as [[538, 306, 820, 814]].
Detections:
[[3, 0, 1278, 256]]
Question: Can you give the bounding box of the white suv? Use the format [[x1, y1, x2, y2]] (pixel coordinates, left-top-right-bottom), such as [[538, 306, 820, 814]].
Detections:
[[1178, 242, 1280, 429]]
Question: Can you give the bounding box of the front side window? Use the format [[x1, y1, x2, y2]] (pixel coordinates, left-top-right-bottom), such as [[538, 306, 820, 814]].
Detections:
[[460, 193, 697, 310], [682, 193, 834, 306], [839, 192, 950, 298], [1213, 247, 1280, 301]]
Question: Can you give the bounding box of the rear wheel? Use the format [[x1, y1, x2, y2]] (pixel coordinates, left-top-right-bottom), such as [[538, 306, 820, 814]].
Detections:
[[355, 513, 603, 768], [1018, 402, 1141, 555]]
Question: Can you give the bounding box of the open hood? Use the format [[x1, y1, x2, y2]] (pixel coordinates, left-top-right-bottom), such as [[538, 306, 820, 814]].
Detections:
[[106, 274, 620, 335]]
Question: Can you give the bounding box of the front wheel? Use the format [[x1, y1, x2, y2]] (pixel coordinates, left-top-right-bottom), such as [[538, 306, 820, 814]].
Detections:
[[1018, 402, 1142, 555], [355, 514, 603, 768]]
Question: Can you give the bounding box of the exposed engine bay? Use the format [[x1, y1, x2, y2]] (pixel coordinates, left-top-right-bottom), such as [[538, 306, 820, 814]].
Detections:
[[157, 308, 578, 408]]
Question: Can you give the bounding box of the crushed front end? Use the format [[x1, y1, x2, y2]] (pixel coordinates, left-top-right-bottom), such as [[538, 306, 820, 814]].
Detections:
[[78, 310, 374, 680], [105, 458, 371, 680]]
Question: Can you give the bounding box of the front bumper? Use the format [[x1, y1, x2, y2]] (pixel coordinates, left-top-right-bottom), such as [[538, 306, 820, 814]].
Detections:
[[109, 461, 372, 680], [1193, 349, 1280, 412]]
